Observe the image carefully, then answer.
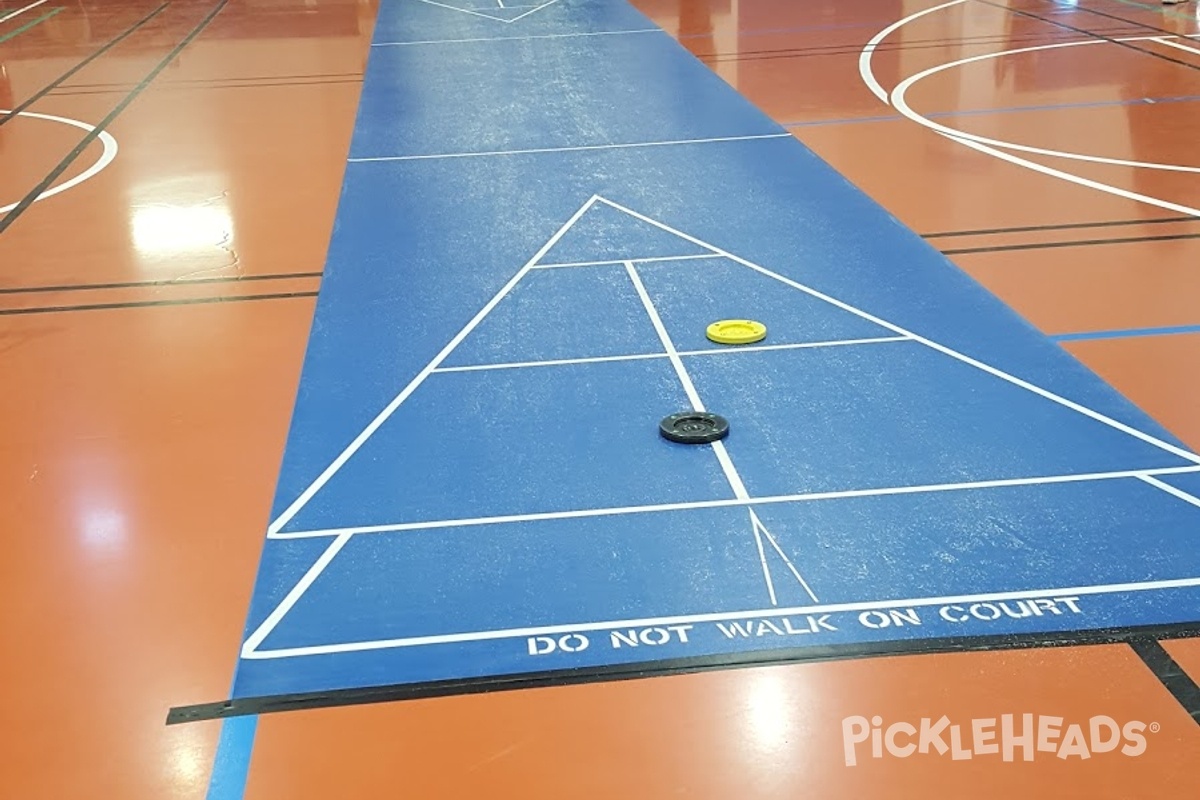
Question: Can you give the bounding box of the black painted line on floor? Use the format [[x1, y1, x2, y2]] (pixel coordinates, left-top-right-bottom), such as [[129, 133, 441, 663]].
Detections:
[[0, 290, 318, 316], [693, 29, 1140, 66], [0, 271, 322, 296], [0, 0, 229, 236], [165, 620, 1200, 725], [48, 77, 364, 97], [942, 230, 1200, 256], [1129, 637, 1200, 723], [975, 0, 1200, 73], [58, 71, 364, 90], [0, 2, 171, 129], [923, 215, 1197, 239]]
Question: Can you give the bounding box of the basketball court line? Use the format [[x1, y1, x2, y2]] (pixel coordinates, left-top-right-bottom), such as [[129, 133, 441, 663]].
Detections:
[[0, 111, 118, 214], [863, 18, 1200, 218], [346, 133, 792, 163], [0, 0, 227, 235], [0, 0, 49, 25], [0, 3, 59, 45], [1053, 323, 1200, 343], [890, 36, 1200, 174], [782, 94, 1200, 131], [1154, 36, 1200, 57]]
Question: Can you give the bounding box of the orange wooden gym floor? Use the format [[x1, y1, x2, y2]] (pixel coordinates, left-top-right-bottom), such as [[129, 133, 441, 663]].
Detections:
[[1, 0, 1197, 797]]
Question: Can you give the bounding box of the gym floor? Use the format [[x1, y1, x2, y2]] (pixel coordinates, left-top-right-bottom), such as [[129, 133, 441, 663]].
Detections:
[[1, 1, 1198, 798]]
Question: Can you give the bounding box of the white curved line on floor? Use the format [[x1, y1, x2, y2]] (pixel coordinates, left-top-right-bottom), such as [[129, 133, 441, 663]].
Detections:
[[0, 110, 119, 215], [892, 36, 1200, 174], [858, 6, 1200, 218]]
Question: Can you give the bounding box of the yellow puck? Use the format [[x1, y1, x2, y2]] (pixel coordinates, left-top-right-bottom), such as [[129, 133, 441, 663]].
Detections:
[[706, 319, 767, 345]]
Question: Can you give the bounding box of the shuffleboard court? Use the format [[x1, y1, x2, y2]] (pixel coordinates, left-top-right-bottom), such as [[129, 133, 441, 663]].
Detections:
[[171, 0, 1200, 716]]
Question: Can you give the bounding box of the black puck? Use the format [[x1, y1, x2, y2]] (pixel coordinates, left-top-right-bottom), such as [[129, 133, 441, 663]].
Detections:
[[659, 411, 730, 444]]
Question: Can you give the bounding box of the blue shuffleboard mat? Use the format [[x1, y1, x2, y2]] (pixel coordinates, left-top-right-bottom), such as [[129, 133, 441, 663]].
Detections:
[[169, 0, 1200, 720]]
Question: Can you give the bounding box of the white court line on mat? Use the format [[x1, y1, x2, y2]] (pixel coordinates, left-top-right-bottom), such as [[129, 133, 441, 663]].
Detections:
[[244, 575, 1200, 659], [348, 133, 791, 163]]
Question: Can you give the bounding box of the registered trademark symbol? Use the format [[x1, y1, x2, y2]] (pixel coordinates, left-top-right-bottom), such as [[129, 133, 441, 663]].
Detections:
[[1150, 722, 1161, 733]]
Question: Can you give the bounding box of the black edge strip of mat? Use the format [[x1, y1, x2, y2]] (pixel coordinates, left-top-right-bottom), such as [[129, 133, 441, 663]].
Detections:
[[0, 2, 171, 130], [166, 620, 1200, 725], [942, 230, 1200, 256], [923, 215, 1197, 239], [1129, 637, 1200, 723], [0, 290, 317, 316], [0, 270, 322, 296], [973, 0, 1200, 73], [0, 0, 229, 237]]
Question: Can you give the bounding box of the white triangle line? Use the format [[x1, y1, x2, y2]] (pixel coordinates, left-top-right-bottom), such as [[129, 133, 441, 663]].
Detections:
[[502, 0, 562, 23], [413, 0, 510, 22], [430, 336, 911, 375], [265, 195, 602, 536], [752, 510, 820, 603], [243, 532, 353, 657], [435, 351, 668, 374], [1138, 475, 1200, 510], [532, 253, 715, 269], [267, 464, 1200, 540], [593, 196, 1200, 466], [749, 511, 778, 607], [625, 260, 750, 500]]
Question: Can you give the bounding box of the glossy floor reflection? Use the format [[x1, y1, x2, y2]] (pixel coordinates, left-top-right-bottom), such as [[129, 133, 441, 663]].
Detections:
[[1, 0, 1197, 798]]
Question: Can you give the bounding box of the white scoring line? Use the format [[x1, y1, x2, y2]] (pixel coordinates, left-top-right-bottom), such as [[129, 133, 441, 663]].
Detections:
[[431, 336, 910, 374], [347, 133, 791, 163], [243, 576, 1200, 659], [268, 464, 1200, 540], [372, 28, 664, 47], [532, 253, 715, 269]]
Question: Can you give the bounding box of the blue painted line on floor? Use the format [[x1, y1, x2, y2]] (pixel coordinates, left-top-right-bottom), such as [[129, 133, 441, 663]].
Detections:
[[1054, 323, 1200, 343], [205, 713, 257, 800], [782, 93, 1200, 129]]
